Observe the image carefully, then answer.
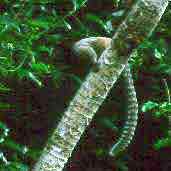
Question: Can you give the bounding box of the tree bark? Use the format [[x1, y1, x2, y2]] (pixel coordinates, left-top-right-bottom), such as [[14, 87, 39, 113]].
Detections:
[[32, 0, 168, 171]]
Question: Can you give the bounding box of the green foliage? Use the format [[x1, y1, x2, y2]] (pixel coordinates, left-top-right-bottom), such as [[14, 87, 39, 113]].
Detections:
[[141, 101, 159, 113], [0, 82, 11, 92], [0, 121, 40, 170], [154, 137, 171, 150], [71, 0, 88, 12], [142, 101, 171, 118], [0, 121, 9, 143], [0, 161, 29, 171], [141, 100, 171, 149], [0, 0, 170, 170], [0, 1, 95, 169]]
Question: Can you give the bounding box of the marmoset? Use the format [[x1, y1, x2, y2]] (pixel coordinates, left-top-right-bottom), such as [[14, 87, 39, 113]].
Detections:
[[72, 37, 111, 69]]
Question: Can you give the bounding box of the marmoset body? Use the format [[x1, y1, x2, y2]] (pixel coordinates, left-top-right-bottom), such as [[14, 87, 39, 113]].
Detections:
[[72, 37, 111, 68]]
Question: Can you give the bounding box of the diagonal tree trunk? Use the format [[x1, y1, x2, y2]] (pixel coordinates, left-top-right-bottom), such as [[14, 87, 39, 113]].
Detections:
[[32, 0, 168, 171]]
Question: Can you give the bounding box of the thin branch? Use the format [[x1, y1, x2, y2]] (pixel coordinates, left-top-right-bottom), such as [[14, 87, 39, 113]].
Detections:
[[163, 78, 171, 103]]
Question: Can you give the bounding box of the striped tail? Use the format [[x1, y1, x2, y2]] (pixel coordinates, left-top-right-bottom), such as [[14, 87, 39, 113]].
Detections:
[[109, 63, 138, 157]]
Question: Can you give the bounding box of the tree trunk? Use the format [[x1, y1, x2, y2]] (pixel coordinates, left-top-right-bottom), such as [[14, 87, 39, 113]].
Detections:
[[32, 0, 168, 171]]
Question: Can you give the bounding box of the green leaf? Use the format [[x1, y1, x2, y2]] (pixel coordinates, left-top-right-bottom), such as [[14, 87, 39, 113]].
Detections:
[[86, 14, 107, 31], [141, 101, 159, 112], [0, 152, 8, 164], [4, 138, 28, 155], [154, 48, 163, 60], [47, 34, 63, 44], [0, 121, 9, 144], [150, 102, 171, 118], [51, 68, 62, 82], [28, 72, 42, 87], [154, 137, 171, 150], [159, 102, 171, 111], [4, 161, 29, 171], [0, 83, 11, 92], [37, 46, 53, 56], [16, 68, 29, 80], [0, 103, 11, 109], [71, 0, 87, 11], [30, 62, 50, 75], [153, 102, 171, 118], [0, 122, 8, 131], [139, 40, 153, 49], [0, 16, 20, 33], [151, 64, 171, 75], [96, 148, 107, 157], [28, 19, 51, 30], [63, 20, 72, 30], [153, 111, 163, 118]]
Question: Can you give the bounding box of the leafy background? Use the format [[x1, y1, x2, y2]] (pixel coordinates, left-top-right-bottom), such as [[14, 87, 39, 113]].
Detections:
[[0, 0, 171, 170]]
